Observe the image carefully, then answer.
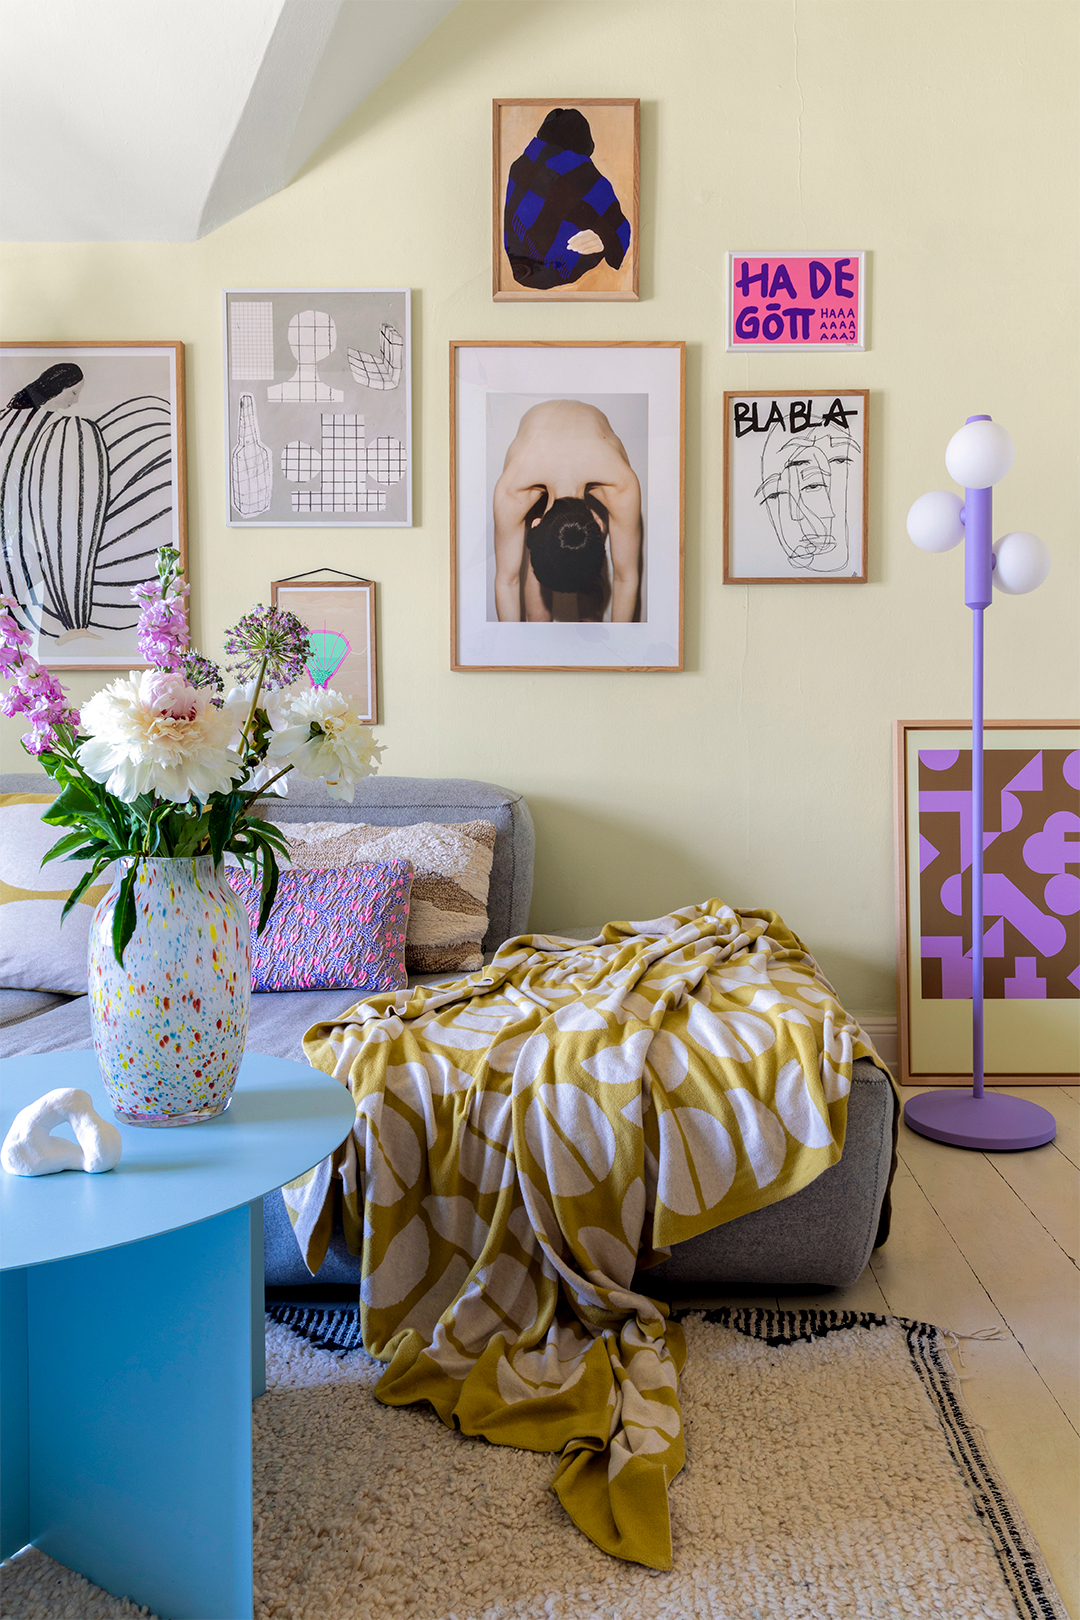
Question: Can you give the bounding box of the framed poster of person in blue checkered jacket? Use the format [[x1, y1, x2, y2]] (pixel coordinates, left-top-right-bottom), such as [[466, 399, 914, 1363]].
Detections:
[[493, 100, 639, 301]]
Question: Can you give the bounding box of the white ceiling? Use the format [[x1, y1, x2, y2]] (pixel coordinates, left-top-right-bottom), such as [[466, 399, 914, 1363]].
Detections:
[[0, 0, 459, 242]]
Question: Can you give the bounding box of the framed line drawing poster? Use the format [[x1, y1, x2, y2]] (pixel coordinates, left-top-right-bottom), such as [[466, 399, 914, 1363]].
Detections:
[[726, 252, 866, 350], [223, 289, 411, 527], [493, 99, 639, 301], [723, 390, 869, 583], [0, 340, 186, 670], [451, 341, 683, 671], [270, 577, 377, 725], [894, 720, 1080, 1086]]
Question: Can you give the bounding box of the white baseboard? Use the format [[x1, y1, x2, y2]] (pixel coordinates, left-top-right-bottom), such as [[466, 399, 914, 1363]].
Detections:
[[852, 1014, 898, 1077]]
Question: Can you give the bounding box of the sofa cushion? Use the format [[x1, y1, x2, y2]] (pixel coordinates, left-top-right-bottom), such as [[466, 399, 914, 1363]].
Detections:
[[0, 793, 113, 994], [227, 861, 412, 993], [283, 819, 496, 975]]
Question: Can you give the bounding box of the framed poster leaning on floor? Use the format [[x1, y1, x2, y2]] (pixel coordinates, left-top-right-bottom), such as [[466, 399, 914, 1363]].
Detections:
[[894, 718, 1080, 1086]]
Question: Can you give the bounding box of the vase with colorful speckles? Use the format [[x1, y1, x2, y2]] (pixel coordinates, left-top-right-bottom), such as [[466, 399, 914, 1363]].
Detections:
[[88, 856, 251, 1126]]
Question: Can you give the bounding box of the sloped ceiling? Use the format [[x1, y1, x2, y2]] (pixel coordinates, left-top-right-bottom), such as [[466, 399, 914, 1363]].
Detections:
[[0, 0, 458, 242]]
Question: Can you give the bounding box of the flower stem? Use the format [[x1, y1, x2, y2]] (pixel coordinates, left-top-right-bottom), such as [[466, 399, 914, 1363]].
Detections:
[[238, 654, 267, 756], [251, 763, 294, 797]]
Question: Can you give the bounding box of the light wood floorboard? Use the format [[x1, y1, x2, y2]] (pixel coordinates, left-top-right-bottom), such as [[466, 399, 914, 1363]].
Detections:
[[689, 1085, 1079, 1618]]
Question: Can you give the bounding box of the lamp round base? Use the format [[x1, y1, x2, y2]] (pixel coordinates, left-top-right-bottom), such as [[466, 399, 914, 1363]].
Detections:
[[903, 1090, 1056, 1151]]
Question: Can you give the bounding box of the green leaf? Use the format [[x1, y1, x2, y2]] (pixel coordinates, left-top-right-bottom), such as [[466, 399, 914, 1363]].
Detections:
[[60, 860, 110, 921], [112, 861, 141, 967], [256, 850, 280, 935], [40, 828, 107, 865]]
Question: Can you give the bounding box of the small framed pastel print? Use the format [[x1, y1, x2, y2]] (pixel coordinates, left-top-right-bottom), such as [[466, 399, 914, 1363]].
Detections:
[[726, 253, 866, 350], [451, 341, 683, 671], [493, 99, 639, 301], [723, 390, 869, 584], [270, 577, 378, 724], [894, 719, 1080, 1086], [0, 340, 187, 669], [223, 288, 411, 527]]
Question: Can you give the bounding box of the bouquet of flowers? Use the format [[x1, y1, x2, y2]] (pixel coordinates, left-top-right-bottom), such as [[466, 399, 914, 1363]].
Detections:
[[0, 547, 382, 966]]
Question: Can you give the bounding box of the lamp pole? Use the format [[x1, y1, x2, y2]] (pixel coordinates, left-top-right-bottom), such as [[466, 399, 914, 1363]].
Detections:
[[903, 416, 1056, 1151]]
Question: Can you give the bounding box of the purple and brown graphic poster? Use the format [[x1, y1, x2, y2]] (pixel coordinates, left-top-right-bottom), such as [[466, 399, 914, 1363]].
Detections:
[[918, 747, 1079, 1000]]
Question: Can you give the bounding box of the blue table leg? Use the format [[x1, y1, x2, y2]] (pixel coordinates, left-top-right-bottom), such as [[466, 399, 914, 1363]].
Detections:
[[24, 1204, 255, 1620], [0, 1267, 29, 1560]]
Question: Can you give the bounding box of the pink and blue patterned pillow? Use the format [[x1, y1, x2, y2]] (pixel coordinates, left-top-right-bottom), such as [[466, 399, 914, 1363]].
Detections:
[[226, 861, 412, 993]]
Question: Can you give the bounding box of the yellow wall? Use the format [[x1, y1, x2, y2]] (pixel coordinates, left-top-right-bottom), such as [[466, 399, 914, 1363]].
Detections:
[[2, 0, 1077, 1014]]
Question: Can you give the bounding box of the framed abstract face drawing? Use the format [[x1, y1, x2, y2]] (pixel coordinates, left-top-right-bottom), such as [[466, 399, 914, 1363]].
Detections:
[[492, 99, 639, 301], [0, 340, 187, 669], [223, 289, 411, 527], [722, 390, 869, 583]]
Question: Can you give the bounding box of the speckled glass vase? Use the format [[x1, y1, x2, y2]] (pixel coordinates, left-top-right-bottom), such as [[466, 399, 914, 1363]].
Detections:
[[88, 856, 251, 1127]]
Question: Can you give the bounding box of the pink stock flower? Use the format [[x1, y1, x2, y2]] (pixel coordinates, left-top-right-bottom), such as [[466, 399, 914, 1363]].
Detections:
[[132, 576, 190, 670], [0, 598, 79, 753]]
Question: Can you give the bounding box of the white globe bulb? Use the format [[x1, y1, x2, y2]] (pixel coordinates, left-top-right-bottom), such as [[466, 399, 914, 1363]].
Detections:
[[944, 420, 1015, 488], [906, 490, 965, 552], [993, 531, 1051, 594]]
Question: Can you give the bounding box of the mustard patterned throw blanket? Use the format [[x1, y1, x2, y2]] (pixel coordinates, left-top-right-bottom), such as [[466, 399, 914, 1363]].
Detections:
[[292, 901, 881, 1569]]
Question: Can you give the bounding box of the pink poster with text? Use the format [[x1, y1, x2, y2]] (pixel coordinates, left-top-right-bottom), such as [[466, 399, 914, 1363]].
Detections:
[[727, 253, 865, 349]]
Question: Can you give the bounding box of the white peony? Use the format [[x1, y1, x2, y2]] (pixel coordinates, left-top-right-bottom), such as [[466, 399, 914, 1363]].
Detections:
[[266, 687, 382, 802], [77, 670, 240, 803], [221, 682, 294, 794]]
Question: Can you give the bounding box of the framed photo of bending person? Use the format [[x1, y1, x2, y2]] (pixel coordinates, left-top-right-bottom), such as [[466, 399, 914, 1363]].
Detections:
[[450, 341, 683, 672], [493, 99, 639, 301], [722, 390, 869, 583], [894, 719, 1080, 1086], [0, 340, 187, 669]]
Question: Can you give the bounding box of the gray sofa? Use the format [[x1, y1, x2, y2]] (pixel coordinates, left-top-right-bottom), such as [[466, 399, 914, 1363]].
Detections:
[[1, 771, 894, 1292]]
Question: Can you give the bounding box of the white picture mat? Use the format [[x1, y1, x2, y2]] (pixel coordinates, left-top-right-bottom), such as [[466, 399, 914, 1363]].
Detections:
[[222, 289, 411, 528], [0, 343, 183, 669], [454, 345, 681, 669], [725, 392, 867, 582]]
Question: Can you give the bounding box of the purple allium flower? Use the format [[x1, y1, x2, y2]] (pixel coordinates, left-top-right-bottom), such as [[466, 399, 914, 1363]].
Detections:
[[183, 650, 225, 703], [224, 604, 311, 691]]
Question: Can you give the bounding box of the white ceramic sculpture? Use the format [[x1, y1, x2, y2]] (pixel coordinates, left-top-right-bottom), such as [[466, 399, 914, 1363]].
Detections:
[[1, 1087, 122, 1176]]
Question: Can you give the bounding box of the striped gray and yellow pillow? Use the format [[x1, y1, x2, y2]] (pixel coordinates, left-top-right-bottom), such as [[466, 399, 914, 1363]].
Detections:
[[0, 793, 113, 993], [283, 820, 496, 975]]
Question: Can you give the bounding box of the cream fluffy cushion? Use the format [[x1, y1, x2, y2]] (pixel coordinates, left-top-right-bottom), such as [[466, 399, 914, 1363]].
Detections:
[[283, 820, 496, 975], [0, 794, 113, 994]]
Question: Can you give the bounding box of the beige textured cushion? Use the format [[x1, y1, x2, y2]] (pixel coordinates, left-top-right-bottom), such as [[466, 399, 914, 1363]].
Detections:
[[0, 794, 113, 993], [284, 820, 496, 974]]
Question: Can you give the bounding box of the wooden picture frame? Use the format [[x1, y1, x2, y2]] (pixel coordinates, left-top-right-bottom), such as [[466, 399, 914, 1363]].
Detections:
[[492, 98, 639, 301], [223, 288, 411, 527], [450, 341, 683, 672], [894, 719, 1080, 1087], [0, 339, 187, 669], [270, 577, 378, 725], [722, 390, 869, 584]]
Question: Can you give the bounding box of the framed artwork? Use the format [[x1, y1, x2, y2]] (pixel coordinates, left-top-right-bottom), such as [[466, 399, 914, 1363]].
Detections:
[[726, 253, 866, 350], [450, 341, 683, 672], [0, 340, 186, 670], [492, 99, 639, 301], [894, 719, 1080, 1086], [223, 289, 411, 528], [722, 390, 869, 584], [270, 577, 378, 724]]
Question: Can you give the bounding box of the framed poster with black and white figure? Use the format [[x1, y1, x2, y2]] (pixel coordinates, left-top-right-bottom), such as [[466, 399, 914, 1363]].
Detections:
[[223, 289, 411, 527], [0, 340, 187, 669], [451, 341, 683, 672], [723, 390, 869, 583], [493, 99, 639, 301]]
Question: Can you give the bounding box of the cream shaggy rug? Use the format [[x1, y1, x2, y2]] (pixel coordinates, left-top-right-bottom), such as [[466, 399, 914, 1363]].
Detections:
[[0, 1309, 1066, 1620]]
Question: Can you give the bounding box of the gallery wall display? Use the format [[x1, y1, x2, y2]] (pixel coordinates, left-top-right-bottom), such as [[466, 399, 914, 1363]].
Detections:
[[726, 253, 866, 350], [451, 341, 683, 672], [493, 99, 639, 302], [894, 719, 1080, 1086], [223, 289, 411, 528], [0, 340, 187, 670], [722, 390, 869, 584], [270, 575, 378, 725]]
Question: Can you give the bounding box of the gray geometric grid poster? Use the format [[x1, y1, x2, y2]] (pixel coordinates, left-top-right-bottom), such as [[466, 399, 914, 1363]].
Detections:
[[223, 288, 411, 527]]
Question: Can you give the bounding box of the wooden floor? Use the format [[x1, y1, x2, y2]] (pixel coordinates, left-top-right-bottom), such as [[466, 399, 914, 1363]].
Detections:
[[690, 1083, 1080, 1619]]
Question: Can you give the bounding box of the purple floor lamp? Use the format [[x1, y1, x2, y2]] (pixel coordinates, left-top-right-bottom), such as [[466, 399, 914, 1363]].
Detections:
[[904, 416, 1057, 1151]]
